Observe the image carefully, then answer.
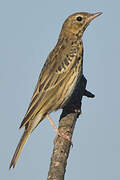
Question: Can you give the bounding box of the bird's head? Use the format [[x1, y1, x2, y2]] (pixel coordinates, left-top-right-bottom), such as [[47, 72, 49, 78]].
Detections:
[[61, 12, 102, 37]]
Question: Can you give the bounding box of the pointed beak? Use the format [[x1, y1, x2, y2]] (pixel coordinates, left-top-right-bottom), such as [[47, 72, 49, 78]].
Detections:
[[88, 12, 103, 22]]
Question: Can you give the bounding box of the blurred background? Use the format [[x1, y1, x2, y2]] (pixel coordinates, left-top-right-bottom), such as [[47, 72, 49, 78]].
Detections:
[[0, 0, 120, 179]]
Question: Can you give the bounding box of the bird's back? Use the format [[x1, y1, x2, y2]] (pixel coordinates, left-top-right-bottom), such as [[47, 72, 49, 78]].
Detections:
[[20, 33, 83, 129]]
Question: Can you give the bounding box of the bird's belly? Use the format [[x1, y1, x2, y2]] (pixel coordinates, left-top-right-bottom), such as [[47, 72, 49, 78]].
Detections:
[[60, 72, 82, 108]]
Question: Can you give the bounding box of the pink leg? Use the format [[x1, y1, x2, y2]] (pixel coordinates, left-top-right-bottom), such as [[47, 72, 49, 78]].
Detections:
[[46, 114, 72, 144], [46, 114, 60, 135]]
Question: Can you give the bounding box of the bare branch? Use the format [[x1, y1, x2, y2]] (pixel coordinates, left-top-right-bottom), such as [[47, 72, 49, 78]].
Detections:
[[47, 75, 94, 180]]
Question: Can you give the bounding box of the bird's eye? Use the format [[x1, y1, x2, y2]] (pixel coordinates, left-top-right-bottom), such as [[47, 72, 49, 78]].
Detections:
[[76, 16, 83, 21]]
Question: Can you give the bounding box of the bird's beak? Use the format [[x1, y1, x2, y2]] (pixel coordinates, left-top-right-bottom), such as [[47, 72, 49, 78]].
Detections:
[[88, 12, 103, 22]]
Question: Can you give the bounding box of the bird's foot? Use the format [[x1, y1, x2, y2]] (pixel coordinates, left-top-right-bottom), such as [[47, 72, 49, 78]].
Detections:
[[46, 114, 72, 146], [54, 129, 73, 146]]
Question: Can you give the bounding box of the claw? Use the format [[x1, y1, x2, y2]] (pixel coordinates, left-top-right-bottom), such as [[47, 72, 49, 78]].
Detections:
[[46, 114, 73, 146]]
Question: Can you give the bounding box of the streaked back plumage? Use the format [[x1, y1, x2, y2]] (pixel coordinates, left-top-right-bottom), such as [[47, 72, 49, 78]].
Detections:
[[9, 12, 102, 169]]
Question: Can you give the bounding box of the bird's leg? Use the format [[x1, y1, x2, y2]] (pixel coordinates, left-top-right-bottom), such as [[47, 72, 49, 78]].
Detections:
[[46, 114, 59, 135], [46, 114, 72, 144]]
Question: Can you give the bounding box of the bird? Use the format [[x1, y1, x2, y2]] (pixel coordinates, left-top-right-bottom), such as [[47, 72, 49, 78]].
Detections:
[[9, 12, 102, 169]]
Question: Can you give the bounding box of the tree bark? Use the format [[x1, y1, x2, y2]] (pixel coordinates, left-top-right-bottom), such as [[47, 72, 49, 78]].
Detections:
[[47, 75, 95, 180]]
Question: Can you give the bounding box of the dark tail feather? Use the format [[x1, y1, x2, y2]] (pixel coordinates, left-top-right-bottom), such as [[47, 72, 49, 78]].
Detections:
[[9, 130, 31, 169]]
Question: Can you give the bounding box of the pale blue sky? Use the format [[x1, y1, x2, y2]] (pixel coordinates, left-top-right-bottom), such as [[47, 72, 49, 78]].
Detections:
[[0, 0, 120, 180]]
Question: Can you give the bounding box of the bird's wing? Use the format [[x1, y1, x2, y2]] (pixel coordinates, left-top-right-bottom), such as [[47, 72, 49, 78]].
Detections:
[[20, 38, 80, 129]]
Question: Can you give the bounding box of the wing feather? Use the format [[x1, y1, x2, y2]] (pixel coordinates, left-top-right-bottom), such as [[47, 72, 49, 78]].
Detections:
[[20, 37, 81, 128]]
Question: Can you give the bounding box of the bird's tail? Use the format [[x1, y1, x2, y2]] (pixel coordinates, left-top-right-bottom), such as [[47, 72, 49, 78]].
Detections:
[[9, 130, 31, 169]]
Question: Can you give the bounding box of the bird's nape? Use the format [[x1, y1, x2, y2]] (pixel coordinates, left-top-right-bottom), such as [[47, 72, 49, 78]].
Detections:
[[9, 11, 102, 169]]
